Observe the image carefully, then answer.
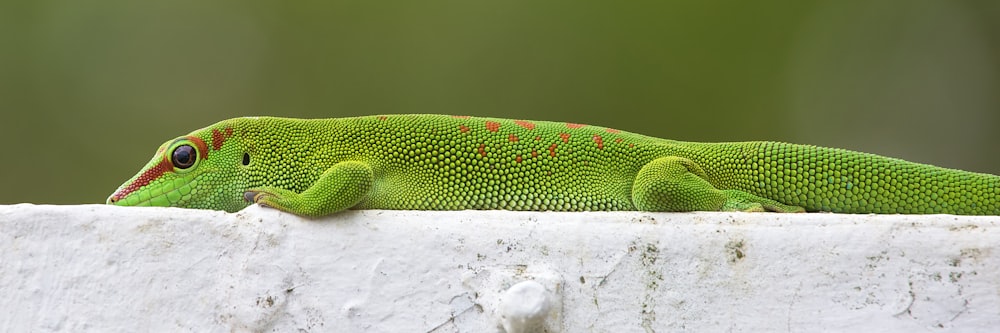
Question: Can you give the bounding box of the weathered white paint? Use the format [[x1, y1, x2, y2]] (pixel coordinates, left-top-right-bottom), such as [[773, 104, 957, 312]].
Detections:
[[1, 204, 998, 332]]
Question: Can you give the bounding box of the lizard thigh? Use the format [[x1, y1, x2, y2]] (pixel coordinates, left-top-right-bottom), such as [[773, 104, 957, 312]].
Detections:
[[631, 156, 727, 212], [631, 156, 806, 213]]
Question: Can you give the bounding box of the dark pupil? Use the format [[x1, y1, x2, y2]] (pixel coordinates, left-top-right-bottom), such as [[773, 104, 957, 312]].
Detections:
[[172, 145, 197, 169], [242, 153, 250, 166]]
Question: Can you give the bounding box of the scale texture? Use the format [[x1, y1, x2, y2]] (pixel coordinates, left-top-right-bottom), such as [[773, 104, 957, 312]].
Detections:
[[108, 114, 1000, 216]]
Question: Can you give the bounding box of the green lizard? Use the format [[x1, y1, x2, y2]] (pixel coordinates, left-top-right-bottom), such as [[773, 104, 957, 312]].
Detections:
[[107, 114, 1000, 216]]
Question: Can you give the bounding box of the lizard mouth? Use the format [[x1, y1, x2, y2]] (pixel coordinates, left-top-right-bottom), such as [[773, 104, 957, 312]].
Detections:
[[106, 191, 145, 206], [105, 185, 192, 208]]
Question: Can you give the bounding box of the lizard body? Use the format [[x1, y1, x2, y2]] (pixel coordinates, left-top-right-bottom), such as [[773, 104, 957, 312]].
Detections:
[[107, 115, 1000, 216]]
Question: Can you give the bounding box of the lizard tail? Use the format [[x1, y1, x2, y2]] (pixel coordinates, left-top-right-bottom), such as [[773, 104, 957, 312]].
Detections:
[[709, 142, 1000, 215]]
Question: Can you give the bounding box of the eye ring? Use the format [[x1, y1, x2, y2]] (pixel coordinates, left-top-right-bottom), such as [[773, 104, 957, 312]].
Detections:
[[172, 145, 197, 169]]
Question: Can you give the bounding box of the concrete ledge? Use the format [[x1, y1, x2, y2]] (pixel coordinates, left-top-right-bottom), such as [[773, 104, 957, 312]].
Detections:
[[2, 205, 998, 332]]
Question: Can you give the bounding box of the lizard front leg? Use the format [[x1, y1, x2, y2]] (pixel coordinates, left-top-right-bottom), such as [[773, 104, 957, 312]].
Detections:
[[245, 161, 374, 217], [632, 156, 804, 212]]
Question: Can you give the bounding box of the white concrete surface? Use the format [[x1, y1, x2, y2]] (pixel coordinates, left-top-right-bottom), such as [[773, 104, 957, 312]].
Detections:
[[1, 204, 998, 332]]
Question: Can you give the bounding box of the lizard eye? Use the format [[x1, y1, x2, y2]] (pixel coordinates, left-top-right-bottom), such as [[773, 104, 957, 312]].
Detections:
[[172, 145, 197, 169]]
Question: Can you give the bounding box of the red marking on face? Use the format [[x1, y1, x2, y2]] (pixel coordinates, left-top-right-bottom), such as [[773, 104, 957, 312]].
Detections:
[[110, 156, 173, 200], [508, 134, 519, 142], [451, 115, 470, 119], [566, 123, 585, 129], [605, 128, 620, 134], [514, 120, 535, 130], [531, 150, 538, 158], [378, 115, 388, 121], [548, 143, 557, 157], [559, 133, 571, 143], [615, 138, 623, 143], [593, 134, 604, 150], [211, 127, 234, 151], [190, 136, 209, 160], [485, 121, 501, 132], [460, 125, 470, 133], [515, 155, 522, 163], [478, 144, 487, 157]]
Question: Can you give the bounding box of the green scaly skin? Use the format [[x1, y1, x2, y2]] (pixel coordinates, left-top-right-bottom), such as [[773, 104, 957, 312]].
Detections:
[[107, 114, 1000, 217]]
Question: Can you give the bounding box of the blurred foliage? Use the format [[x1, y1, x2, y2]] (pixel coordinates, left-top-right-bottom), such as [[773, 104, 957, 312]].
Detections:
[[1, 0, 998, 204]]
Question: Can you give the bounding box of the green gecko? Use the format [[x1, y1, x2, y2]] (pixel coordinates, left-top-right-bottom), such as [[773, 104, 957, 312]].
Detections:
[[107, 114, 1000, 217]]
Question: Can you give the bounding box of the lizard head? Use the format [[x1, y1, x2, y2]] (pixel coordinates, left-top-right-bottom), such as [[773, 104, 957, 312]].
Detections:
[[107, 122, 250, 212]]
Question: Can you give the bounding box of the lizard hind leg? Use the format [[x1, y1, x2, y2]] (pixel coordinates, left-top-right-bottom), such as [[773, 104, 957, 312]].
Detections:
[[631, 156, 804, 213], [631, 156, 727, 212], [719, 189, 805, 213]]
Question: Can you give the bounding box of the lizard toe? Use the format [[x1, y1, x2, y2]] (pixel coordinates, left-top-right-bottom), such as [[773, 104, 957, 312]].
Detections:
[[244, 191, 259, 203]]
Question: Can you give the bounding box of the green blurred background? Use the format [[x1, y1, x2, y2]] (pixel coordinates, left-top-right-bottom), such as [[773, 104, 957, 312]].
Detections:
[[1, 0, 998, 205]]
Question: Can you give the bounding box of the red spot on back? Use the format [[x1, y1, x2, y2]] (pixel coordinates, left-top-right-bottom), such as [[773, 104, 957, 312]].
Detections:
[[377, 115, 388, 121], [566, 123, 585, 129], [478, 144, 487, 157], [615, 138, 623, 143], [509, 134, 519, 142], [514, 120, 535, 130], [605, 128, 620, 134], [459, 125, 470, 133], [593, 134, 604, 150], [548, 143, 557, 157], [531, 150, 538, 158], [534, 136, 541, 141], [485, 121, 501, 132], [515, 155, 522, 163], [110, 156, 172, 200], [211, 127, 234, 151], [629, 143, 634, 148], [559, 133, 571, 143], [451, 115, 470, 119]]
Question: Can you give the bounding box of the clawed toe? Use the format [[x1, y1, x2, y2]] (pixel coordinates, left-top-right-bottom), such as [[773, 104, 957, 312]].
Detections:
[[244, 191, 259, 203]]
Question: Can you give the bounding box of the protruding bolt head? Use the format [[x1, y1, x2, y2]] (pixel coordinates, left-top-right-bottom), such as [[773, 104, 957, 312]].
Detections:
[[499, 280, 552, 333]]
